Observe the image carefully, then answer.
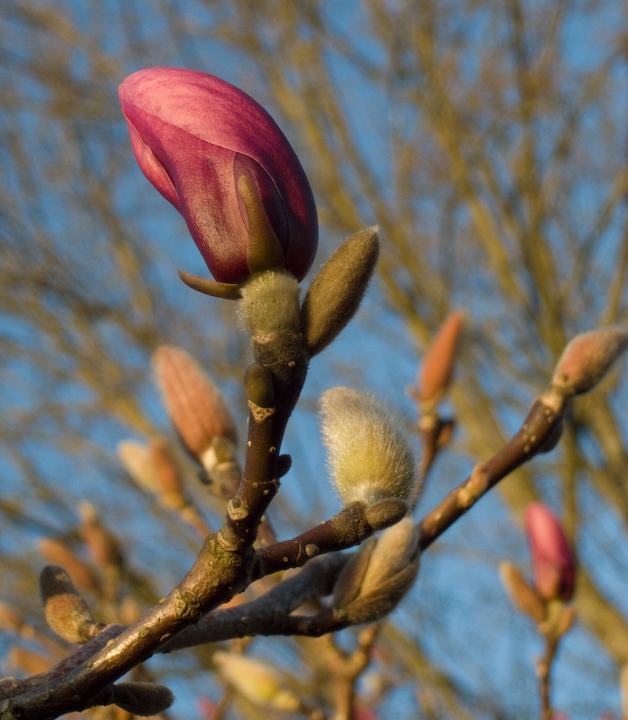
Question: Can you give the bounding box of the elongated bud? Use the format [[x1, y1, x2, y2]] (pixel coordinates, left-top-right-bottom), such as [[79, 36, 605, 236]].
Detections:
[[97, 682, 174, 716], [333, 518, 420, 624], [525, 503, 575, 602], [213, 651, 299, 711], [9, 647, 53, 675], [40, 565, 98, 643], [0, 602, 23, 631], [499, 561, 546, 623], [78, 501, 123, 571], [319, 387, 418, 506], [553, 328, 628, 396], [418, 311, 464, 409], [152, 346, 237, 466], [117, 440, 159, 493], [301, 228, 379, 356], [238, 269, 302, 363], [150, 438, 184, 496], [38, 538, 100, 594]]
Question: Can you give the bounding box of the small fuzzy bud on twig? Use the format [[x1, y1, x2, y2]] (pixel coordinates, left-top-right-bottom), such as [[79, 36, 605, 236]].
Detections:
[[553, 328, 628, 396], [418, 311, 464, 409], [38, 538, 100, 594], [213, 651, 300, 711], [333, 518, 420, 624], [525, 502, 575, 602], [152, 346, 237, 460], [78, 501, 123, 571], [39, 565, 99, 643], [97, 681, 174, 715], [301, 227, 379, 356], [499, 561, 546, 623], [319, 387, 418, 506]]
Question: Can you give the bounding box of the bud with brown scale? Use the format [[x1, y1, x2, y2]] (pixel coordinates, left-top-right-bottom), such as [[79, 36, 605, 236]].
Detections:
[[499, 561, 546, 624], [117, 440, 159, 494], [553, 328, 628, 396], [38, 538, 100, 594], [78, 501, 123, 571], [96, 681, 174, 715], [418, 311, 464, 410], [152, 346, 237, 470], [39, 565, 99, 644]]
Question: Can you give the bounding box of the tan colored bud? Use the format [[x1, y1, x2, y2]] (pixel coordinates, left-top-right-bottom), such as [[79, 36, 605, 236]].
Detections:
[[419, 311, 464, 408], [117, 440, 158, 493], [78, 501, 123, 571], [38, 538, 100, 594], [152, 346, 237, 459], [0, 602, 23, 631], [40, 565, 97, 643], [213, 651, 300, 711], [334, 518, 420, 624], [553, 328, 628, 396], [499, 561, 546, 623], [301, 227, 379, 356], [9, 647, 53, 675], [150, 438, 184, 496], [319, 387, 418, 506]]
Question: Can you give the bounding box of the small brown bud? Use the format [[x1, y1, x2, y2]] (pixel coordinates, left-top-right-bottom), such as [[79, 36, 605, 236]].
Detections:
[[9, 647, 53, 675], [0, 602, 23, 631], [499, 561, 546, 623], [418, 311, 464, 408], [40, 565, 97, 643], [152, 346, 237, 459], [301, 227, 379, 356], [553, 328, 628, 396], [117, 440, 159, 493], [98, 681, 174, 716], [78, 501, 123, 571]]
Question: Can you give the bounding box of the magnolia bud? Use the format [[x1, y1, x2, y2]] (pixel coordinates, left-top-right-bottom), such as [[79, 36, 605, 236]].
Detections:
[[553, 328, 628, 395], [301, 227, 379, 356], [38, 538, 100, 594], [499, 561, 546, 623], [525, 503, 575, 602], [418, 311, 464, 408], [8, 647, 53, 676], [213, 651, 300, 711], [78, 501, 123, 571], [319, 387, 418, 506], [40, 565, 98, 643], [152, 346, 237, 465], [98, 682, 174, 716], [117, 440, 159, 493], [333, 518, 420, 624]]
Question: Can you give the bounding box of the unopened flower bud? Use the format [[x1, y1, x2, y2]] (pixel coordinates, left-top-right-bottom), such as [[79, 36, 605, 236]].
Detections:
[[319, 387, 418, 506], [38, 538, 100, 594], [40, 565, 98, 643], [9, 647, 53, 675], [301, 227, 379, 356], [117, 440, 159, 493], [499, 561, 546, 623], [333, 518, 420, 624], [525, 502, 575, 602], [0, 602, 23, 631], [152, 346, 237, 465], [213, 651, 299, 711], [553, 328, 628, 396], [78, 501, 123, 571], [418, 311, 464, 409], [97, 681, 174, 716]]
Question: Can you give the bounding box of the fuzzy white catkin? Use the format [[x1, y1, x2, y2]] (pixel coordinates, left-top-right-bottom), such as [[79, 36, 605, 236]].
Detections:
[[319, 387, 418, 505], [238, 270, 301, 336]]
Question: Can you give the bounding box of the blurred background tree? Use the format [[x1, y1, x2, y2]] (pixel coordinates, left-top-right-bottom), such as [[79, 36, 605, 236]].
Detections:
[[1, 1, 628, 718]]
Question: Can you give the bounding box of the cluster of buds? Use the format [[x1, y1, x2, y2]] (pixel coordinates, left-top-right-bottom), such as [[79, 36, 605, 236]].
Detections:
[[500, 502, 576, 638]]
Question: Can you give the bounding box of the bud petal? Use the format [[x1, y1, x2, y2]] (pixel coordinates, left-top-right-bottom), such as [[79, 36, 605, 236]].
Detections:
[[553, 328, 628, 395], [319, 387, 418, 506], [524, 502, 575, 602], [119, 68, 318, 283]]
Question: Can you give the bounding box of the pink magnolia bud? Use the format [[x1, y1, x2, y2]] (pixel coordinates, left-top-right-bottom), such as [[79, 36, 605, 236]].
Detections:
[[119, 68, 318, 283], [418, 311, 464, 407], [524, 502, 575, 602]]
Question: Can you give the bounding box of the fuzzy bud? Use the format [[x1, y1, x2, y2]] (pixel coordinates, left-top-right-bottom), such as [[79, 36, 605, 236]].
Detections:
[[301, 227, 379, 356], [117, 440, 159, 493], [333, 518, 420, 624], [499, 561, 546, 623], [553, 328, 628, 396], [78, 501, 123, 571], [98, 681, 174, 716], [319, 387, 418, 506], [213, 651, 300, 711], [38, 538, 100, 594], [40, 565, 98, 643], [525, 502, 576, 602], [153, 346, 237, 464], [418, 311, 464, 408]]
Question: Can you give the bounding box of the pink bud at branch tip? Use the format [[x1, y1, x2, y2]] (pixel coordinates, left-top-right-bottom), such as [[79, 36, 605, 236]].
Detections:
[[418, 311, 464, 408], [119, 68, 318, 284], [524, 502, 575, 602], [554, 327, 628, 395]]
